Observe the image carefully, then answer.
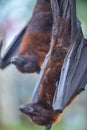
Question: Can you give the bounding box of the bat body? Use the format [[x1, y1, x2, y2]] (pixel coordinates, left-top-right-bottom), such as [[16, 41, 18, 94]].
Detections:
[[11, 0, 53, 73]]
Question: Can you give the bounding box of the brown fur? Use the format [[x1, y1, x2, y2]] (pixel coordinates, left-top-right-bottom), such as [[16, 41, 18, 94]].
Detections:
[[12, 0, 53, 73]]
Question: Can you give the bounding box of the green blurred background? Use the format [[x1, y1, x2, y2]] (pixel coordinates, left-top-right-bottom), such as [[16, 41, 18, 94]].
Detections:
[[0, 0, 87, 130]]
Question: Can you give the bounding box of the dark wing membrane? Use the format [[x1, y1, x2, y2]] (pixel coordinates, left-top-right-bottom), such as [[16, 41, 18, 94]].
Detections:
[[53, 35, 87, 111], [53, 0, 86, 111], [0, 25, 27, 69], [32, 53, 50, 103]]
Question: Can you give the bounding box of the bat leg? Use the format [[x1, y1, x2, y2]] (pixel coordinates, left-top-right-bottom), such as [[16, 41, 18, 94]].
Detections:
[[45, 124, 52, 130]]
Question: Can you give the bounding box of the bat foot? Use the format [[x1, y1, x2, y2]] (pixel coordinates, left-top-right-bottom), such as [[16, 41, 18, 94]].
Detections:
[[45, 124, 52, 130]]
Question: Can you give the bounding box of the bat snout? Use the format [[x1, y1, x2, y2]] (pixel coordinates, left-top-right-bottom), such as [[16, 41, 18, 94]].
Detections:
[[11, 56, 27, 65], [19, 105, 34, 115]]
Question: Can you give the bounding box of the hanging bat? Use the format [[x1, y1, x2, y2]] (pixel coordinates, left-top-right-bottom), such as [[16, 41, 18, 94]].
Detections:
[[0, 0, 53, 73], [19, 0, 73, 130]]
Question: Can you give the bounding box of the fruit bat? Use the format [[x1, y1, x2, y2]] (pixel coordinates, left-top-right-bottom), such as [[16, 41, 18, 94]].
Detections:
[[19, 0, 73, 130], [0, 0, 52, 73], [11, 0, 52, 73], [20, 0, 87, 129]]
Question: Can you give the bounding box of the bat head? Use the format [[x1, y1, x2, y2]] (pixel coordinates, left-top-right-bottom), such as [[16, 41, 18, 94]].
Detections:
[[11, 55, 40, 73], [19, 103, 58, 126]]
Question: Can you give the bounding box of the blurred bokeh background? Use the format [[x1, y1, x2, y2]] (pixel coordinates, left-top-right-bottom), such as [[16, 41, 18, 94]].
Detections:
[[0, 0, 87, 130]]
